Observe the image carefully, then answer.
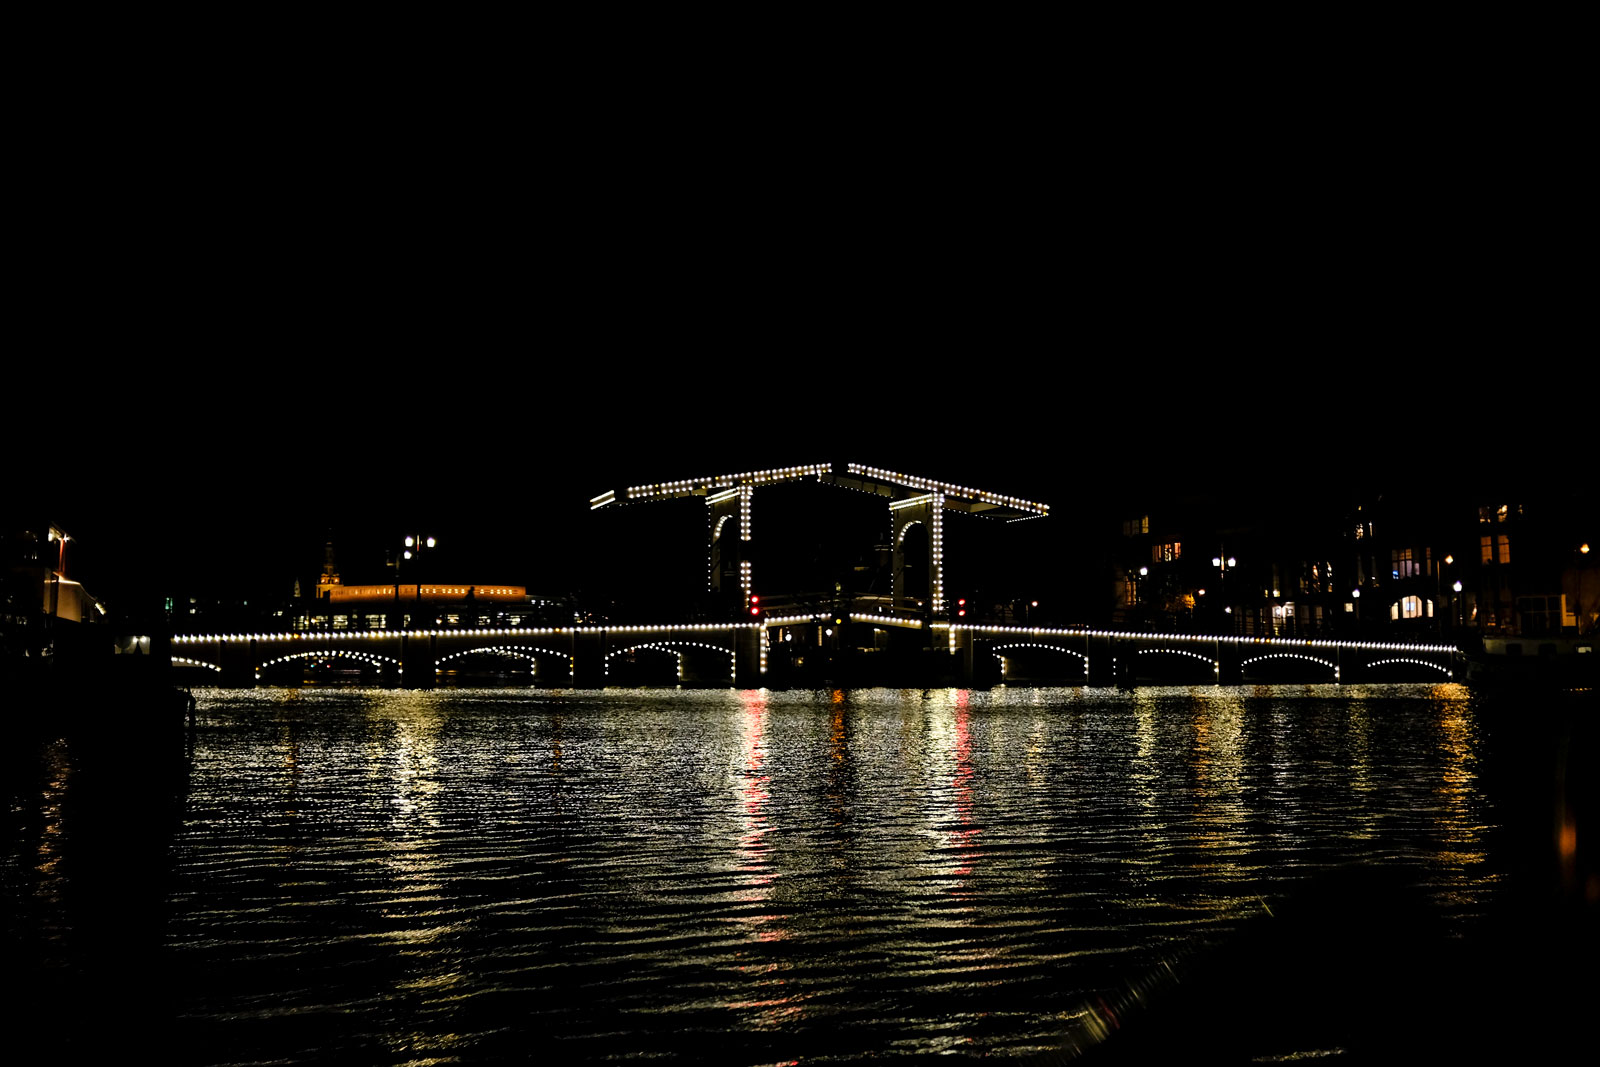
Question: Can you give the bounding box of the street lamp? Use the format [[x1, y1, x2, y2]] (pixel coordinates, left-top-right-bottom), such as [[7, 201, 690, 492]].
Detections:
[[1212, 551, 1237, 631], [393, 534, 438, 629]]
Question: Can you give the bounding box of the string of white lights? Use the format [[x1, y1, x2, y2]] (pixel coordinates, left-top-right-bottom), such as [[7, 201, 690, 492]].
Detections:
[[845, 463, 1049, 515], [991, 644, 1089, 677], [625, 463, 830, 500], [1366, 657, 1452, 678], [172, 625, 1458, 656], [1239, 652, 1337, 670]]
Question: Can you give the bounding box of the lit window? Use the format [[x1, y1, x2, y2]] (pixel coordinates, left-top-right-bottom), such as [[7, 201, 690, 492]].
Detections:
[[1400, 595, 1424, 619], [1481, 535, 1493, 564], [1392, 548, 1416, 578], [1498, 536, 1511, 564], [1497, 504, 1508, 522]]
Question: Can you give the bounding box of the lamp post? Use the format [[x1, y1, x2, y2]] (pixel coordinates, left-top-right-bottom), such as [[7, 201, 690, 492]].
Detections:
[[1212, 550, 1236, 632], [392, 534, 437, 629]]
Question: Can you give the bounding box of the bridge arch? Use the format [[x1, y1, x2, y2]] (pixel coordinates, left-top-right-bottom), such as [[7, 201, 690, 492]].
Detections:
[[894, 518, 932, 612], [606, 640, 736, 685], [435, 644, 574, 685], [1364, 656, 1452, 679], [1240, 652, 1339, 682], [257, 648, 404, 684], [895, 517, 925, 546], [989, 642, 1089, 683], [1133, 647, 1220, 683]]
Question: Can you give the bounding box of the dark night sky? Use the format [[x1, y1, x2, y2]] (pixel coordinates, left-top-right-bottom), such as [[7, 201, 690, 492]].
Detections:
[[21, 353, 1566, 622], [17, 96, 1584, 613]]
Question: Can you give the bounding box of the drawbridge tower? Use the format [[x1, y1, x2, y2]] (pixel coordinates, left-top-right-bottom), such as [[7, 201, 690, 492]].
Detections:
[[590, 461, 1049, 620]]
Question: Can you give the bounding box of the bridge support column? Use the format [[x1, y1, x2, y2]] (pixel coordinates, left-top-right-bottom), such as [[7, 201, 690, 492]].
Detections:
[[1087, 635, 1116, 686], [708, 489, 754, 616], [891, 494, 944, 616], [734, 626, 763, 688], [1217, 640, 1243, 685], [220, 639, 256, 688], [402, 633, 436, 689], [573, 630, 607, 688], [1339, 648, 1359, 683], [952, 627, 976, 686]]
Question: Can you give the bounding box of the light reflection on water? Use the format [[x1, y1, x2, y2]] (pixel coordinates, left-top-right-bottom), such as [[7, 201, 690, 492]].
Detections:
[[7, 683, 1534, 1063]]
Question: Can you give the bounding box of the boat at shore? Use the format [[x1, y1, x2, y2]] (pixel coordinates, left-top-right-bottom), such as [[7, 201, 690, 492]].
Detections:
[[1466, 634, 1597, 687]]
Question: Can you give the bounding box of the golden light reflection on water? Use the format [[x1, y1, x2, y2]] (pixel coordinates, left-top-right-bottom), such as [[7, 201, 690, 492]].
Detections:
[[1431, 684, 1489, 899], [352, 693, 456, 971], [273, 695, 303, 824], [138, 685, 1539, 1062], [1130, 690, 1160, 828], [33, 740, 70, 909], [1187, 691, 1250, 876], [1024, 714, 1048, 786]]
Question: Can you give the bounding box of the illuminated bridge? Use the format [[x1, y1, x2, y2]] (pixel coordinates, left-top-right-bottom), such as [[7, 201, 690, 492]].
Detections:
[[170, 620, 1461, 688], [169, 461, 1459, 686]]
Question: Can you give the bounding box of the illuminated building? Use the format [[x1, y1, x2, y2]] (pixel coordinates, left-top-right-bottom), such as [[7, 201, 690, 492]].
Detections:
[[294, 582, 570, 632], [315, 538, 342, 599], [3, 522, 105, 654]]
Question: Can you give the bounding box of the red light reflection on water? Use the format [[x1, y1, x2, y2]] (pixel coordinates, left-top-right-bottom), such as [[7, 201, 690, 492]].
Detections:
[[735, 689, 773, 897], [948, 689, 981, 884], [726, 690, 798, 1025]]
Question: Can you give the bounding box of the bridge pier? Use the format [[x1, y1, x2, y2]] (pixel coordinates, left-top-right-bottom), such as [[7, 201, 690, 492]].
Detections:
[[1086, 635, 1116, 686], [573, 630, 607, 688], [220, 639, 256, 688], [733, 626, 764, 688], [402, 633, 436, 689], [1217, 640, 1242, 685], [952, 628, 975, 686]]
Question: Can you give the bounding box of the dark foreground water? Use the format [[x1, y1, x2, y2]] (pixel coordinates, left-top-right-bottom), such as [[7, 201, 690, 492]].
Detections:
[[6, 685, 1594, 1064]]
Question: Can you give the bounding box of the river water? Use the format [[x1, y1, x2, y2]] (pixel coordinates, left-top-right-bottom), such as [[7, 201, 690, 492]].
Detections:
[[5, 684, 1593, 1064]]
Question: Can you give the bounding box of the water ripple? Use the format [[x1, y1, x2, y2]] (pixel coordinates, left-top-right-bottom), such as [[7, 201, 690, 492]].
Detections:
[[147, 685, 1509, 1063]]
